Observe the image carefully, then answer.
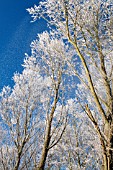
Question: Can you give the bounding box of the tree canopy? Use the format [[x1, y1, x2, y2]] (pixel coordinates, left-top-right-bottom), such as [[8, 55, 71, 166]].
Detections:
[[0, 0, 113, 170]]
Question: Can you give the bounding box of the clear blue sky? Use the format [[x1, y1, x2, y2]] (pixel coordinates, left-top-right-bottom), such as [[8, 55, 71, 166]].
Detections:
[[0, 0, 47, 90]]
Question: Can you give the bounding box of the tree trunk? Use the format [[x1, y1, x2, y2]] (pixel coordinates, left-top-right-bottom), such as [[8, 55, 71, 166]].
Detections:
[[37, 147, 49, 170], [102, 122, 113, 170], [14, 154, 21, 170], [37, 126, 50, 170], [37, 75, 61, 170], [109, 132, 113, 170]]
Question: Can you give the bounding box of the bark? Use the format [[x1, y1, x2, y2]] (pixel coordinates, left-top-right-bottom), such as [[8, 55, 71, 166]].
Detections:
[[37, 125, 51, 170], [14, 154, 21, 170], [110, 133, 113, 169], [104, 123, 113, 170], [37, 73, 61, 170]]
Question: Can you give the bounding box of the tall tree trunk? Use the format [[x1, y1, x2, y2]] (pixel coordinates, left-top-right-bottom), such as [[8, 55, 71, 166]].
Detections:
[[14, 153, 21, 170], [103, 122, 113, 170], [37, 74, 61, 170], [109, 128, 113, 170], [37, 124, 51, 170], [110, 145, 113, 169], [102, 155, 108, 170]]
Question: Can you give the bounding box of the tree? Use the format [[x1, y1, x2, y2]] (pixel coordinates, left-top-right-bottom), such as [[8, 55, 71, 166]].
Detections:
[[0, 32, 69, 170], [0, 71, 49, 170], [0, 0, 113, 169], [27, 0, 113, 169], [47, 99, 102, 170]]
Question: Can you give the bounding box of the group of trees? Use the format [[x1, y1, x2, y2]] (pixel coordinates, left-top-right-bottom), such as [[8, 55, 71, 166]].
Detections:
[[0, 0, 113, 169]]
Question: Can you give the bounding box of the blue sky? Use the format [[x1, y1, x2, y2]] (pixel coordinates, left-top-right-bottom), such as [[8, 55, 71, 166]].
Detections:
[[0, 0, 47, 90]]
